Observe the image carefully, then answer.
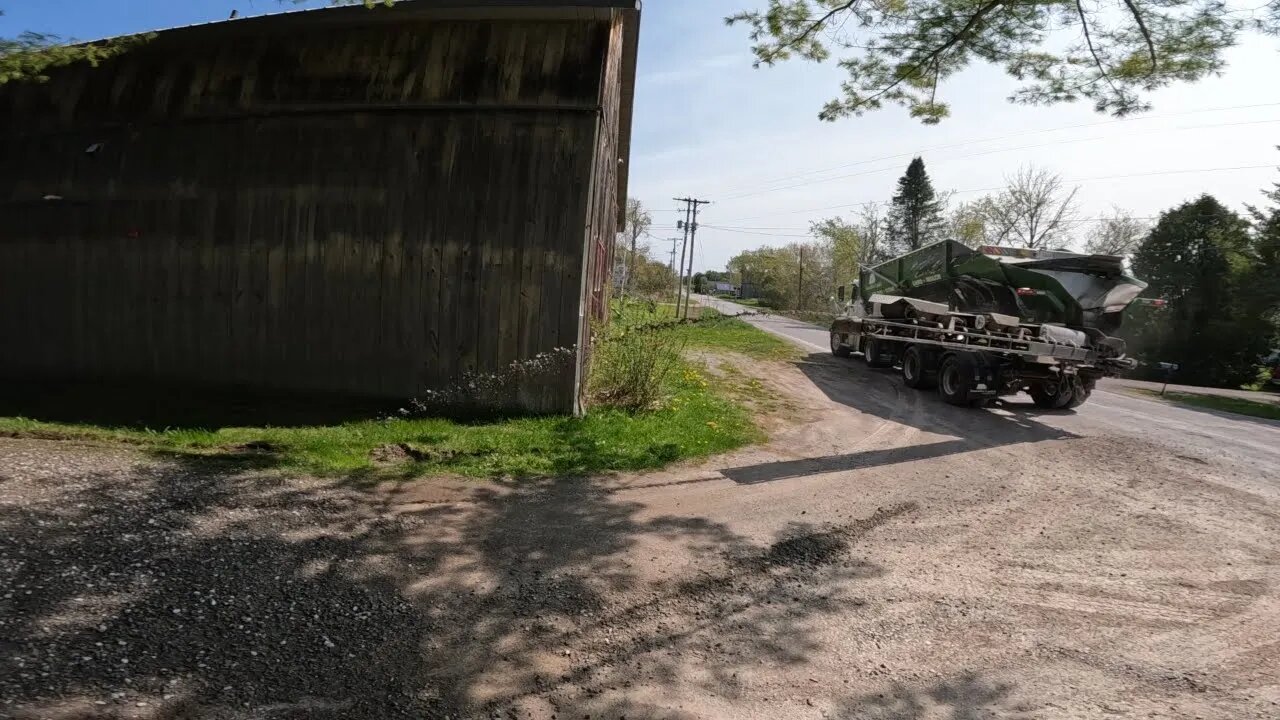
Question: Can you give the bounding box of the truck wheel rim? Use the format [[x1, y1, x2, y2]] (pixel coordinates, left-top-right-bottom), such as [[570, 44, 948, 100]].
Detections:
[[830, 334, 839, 352], [905, 354, 918, 380], [942, 365, 958, 396]]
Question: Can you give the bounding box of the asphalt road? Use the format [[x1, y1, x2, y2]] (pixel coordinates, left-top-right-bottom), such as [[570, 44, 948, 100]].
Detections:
[[696, 294, 1280, 475]]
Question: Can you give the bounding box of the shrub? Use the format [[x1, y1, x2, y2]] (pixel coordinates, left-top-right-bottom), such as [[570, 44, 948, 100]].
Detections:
[[589, 325, 685, 411]]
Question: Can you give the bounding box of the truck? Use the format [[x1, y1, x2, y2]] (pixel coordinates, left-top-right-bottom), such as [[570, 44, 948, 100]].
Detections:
[[828, 240, 1148, 409]]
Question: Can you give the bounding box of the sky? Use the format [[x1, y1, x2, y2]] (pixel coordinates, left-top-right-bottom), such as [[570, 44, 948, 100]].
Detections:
[[5, 0, 1279, 272]]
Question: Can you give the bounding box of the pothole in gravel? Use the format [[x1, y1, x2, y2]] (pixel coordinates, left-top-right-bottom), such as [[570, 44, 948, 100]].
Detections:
[[761, 503, 919, 569], [763, 531, 848, 567]]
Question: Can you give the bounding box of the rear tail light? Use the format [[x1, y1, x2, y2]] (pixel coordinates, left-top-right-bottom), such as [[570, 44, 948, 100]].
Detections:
[[1015, 287, 1038, 297]]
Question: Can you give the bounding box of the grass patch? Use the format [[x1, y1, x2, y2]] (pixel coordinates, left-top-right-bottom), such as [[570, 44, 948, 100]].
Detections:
[[611, 300, 799, 361], [0, 302, 795, 479], [1129, 389, 1280, 421], [0, 373, 758, 478], [666, 314, 799, 360]]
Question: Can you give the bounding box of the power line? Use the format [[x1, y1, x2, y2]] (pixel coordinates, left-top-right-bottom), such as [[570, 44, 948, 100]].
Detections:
[[717, 163, 1278, 224], [717, 117, 1280, 202], [712, 101, 1280, 198]]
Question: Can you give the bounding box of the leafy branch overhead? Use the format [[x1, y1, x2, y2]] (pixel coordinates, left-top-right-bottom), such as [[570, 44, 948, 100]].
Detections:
[[0, 11, 151, 85], [0, 1, 396, 86], [727, 0, 1278, 124]]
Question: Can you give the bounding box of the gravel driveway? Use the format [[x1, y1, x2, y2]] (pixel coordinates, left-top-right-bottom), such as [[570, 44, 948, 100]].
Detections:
[[3, 349, 1280, 719]]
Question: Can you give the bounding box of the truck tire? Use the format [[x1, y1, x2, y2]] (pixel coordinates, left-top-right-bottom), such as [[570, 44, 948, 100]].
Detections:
[[864, 337, 894, 368], [1065, 387, 1092, 409], [1029, 381, 1074, 409], [937, 354, 975, 406], [830, 331, 852, 358], [901, 345, 934, 390]]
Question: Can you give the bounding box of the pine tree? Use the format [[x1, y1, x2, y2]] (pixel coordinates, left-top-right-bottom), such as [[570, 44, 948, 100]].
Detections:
[[884, 157, 944, 254]]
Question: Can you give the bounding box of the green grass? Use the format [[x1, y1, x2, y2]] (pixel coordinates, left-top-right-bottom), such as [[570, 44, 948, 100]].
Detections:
[[0, 303, 793, 480], [1130, 389, 1280, 421], [612, 301, 799, 361], [667, 314, 799, 360]]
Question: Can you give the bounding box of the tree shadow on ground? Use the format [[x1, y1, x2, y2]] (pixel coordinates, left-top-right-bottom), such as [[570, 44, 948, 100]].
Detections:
[[721, 353, 1079, 485], [0, 442, 905, 719], [834, 671, 1034, 719]]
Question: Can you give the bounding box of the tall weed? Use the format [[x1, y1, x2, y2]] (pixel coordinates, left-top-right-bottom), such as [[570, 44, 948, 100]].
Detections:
[[589, 324, 685, 411]]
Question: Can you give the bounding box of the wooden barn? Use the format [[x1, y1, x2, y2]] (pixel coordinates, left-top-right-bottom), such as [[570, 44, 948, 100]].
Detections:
[[0, 0, 640, 415]]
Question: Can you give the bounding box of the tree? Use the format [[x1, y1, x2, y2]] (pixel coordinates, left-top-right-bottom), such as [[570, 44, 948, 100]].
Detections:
[[1, 11, 149, 85], [810, 216, 862, 285], [884, 157, 945, 253], [615, 198, 652, 297], [947, 200, 989, 246], [0, 1, 399, 86], [1127, 195, 1264, 387], [630, 252, 676, 298], [979, 166, 1079, 249], [727, 243, 831, 310], [728, 0, 1270, 124], [854, 202, 889, 265], [1244, 157, 1280, 357], [1085, 208, 1149, 256]]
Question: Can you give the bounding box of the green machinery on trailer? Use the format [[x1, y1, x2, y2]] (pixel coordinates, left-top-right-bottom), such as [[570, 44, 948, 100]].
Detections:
[[829, 240, 1148, 409]]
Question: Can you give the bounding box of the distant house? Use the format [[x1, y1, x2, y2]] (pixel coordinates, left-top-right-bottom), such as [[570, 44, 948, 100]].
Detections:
[[0, 0, 641, 414], [712, 281, 736, 295]]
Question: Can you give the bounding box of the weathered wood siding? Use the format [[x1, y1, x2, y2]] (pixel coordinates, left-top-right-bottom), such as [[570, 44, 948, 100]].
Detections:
[[574, 13, 627, 409], [0, 13, 623, 413]]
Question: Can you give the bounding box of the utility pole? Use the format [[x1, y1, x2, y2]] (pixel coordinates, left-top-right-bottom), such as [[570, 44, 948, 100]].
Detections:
[[673, 196, 711, 318], [797, 245, 805, 311], [667, 238, 681, 275], [674, 204, 691, 315]]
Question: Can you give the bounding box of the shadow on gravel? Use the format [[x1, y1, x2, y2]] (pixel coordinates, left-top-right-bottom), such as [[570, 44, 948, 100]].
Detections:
[[722, 353, 1078, 485], [0, 449, 905, 718], [834, 671, 1030, 719]]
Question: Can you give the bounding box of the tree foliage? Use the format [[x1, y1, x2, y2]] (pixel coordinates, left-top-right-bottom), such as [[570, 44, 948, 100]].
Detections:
[[810, 216, 863, 285], [728, 243, 832, 310], [947, 200, 989, 246], [0, 11, 149, 85], [617, 198, 653, 297], [1126, 195, 1266, 387], [0, 1, 400, 86], [728, 0, 1272, 123], [884, 157, 945, 252]]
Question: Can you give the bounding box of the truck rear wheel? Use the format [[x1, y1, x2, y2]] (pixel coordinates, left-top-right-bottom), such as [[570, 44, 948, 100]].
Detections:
[[938, 354, 974, 406], [830, 331, 852, 358], [1029, 381, 1074, 409], [1065, 387, 1092, 408], [901, 345, 934, 390], [864, 337, 894, 368]]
